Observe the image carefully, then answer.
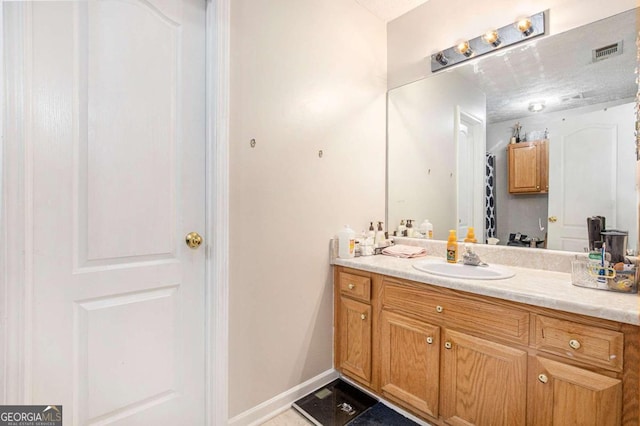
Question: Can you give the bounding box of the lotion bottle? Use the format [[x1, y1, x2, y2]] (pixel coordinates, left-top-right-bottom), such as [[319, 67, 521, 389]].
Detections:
[[446, 230, 458, 263]]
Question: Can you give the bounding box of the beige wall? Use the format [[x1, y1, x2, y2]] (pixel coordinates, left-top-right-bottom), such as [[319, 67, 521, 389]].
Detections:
[[387, 0, 637, 89], [229, 0, 387, 418]]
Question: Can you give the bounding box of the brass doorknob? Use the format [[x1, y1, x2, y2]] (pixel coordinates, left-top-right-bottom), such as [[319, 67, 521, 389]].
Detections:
[[185, 232, 203, 249], [548, 216, 558, 223]]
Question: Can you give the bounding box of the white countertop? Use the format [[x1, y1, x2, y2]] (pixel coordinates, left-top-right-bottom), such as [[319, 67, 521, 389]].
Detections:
[[333, 254, 640, 325]]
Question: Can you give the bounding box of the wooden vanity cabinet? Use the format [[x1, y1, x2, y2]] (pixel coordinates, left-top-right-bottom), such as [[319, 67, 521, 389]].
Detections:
[[507, 139, 549, 194], [334, 270, 375, 387], [334, 266, 638, 426]]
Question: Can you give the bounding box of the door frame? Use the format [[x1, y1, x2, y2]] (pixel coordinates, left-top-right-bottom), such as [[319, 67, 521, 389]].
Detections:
[[454, 106, 485, 240], [0, 1, 230, 424]]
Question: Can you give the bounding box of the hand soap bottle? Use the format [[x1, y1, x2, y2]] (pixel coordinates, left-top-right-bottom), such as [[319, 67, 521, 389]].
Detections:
[[446, 230, 458, 263], [397, 220, 406, 237], [464, 227, 477, 243], [375, 221, 385, 246]]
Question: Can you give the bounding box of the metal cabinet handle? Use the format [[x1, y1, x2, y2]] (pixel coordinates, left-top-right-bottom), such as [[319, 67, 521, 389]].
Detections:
[[436, 305, 444, 313], [348, 284, 355, 290], [360, 313, 367, 321], [538, 374, 548, 384], [426, 337, 433, 344], [569, 339, 581, 350], [444, 342, 452, 349]]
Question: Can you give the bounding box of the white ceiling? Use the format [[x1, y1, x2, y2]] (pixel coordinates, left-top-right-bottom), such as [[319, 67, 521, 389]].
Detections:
[[354, 0, 428, 22]]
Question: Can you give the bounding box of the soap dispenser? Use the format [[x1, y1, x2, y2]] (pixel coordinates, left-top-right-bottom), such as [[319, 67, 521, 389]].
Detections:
[[464, 227, 477, 243], [368, 222, 375, 239], [406, 220, 414, 237], [375, 222, 385, 246], [397, 220, 406, 237]]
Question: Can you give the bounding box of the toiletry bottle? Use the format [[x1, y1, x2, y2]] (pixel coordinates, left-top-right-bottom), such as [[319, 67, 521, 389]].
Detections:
[[397, 220, 406, 237], [464, 227, 477, 243], [368, 222, 375, 239], [426, 220, 433, 239], [338, 225, 356, 259], [406, 220, 414, 237], [375, 222, 385, 246], [446, 230, 458, 263]]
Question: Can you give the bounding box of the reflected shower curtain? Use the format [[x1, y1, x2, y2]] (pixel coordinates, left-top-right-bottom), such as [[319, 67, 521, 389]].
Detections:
[[485, 153, 496, 243]]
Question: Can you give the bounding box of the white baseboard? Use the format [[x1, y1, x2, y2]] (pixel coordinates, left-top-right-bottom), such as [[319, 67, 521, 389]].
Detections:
[[228, 369, 339, 426]]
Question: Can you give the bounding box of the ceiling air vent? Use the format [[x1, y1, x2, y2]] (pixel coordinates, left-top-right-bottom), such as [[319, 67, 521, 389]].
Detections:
[[592, 41, 623, 62]]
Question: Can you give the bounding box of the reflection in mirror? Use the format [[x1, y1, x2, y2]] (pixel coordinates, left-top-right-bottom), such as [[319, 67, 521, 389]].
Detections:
[[387, 8, 638, 253]]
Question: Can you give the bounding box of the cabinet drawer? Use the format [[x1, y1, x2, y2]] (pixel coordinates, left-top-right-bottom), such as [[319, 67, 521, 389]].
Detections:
[[383, 279, 529, 345], [339, 272, 371, 302], [534, 315, 623, 371]]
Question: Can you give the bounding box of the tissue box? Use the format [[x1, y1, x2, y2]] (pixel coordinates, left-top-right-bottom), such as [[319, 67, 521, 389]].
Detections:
[[571, 260, 637, 293]]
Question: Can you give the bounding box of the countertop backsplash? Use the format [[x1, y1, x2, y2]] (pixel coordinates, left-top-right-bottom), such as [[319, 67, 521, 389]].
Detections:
[[331, 236, 590, 274]]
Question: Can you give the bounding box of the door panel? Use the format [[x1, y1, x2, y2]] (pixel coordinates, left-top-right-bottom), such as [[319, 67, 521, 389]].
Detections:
[[5, 0, 206, 424], [441, 329, 527, 426], [528, 356, 621, 426], [84, 0, 179, 262], [380, 311, 440, 418]]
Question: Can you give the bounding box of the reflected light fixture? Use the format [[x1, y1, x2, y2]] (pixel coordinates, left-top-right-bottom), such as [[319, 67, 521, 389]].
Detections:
[[430, 11, 546, 73], [516, 17, 534, 36], [482, 30, 501, 47], [528, 101, 546, 112], [455, 40, 474, 57]]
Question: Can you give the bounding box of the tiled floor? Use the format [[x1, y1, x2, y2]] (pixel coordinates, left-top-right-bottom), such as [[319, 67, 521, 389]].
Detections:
[[261, 408, 312, 425]]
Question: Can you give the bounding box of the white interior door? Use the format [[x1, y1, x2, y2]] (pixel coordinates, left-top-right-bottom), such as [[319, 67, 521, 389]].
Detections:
[[4, 0, 206, 424], [456, 108, 485, 240], [547, 103, 635, 251]]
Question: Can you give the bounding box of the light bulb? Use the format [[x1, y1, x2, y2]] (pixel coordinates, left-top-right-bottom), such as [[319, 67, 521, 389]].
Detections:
[[482, 30, 501, 47], [455, 40, 473, 57], [516, 17, 534, 36]]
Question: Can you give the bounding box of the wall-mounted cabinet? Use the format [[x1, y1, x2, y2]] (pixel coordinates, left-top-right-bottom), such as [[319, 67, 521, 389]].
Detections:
[[334, 266, 638, 426], [507, 140, 549, 194]]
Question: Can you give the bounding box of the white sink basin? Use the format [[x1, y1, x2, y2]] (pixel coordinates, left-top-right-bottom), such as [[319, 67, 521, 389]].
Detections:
[[413, 259, 515, 280]]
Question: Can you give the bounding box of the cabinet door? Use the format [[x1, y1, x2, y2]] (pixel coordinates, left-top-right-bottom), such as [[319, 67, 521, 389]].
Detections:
[[539, 140, 549, 192], [508, 142, 542, 193], [380, 311, 440, 418], [338, 297, 372, 384], [528, 356, 622, 426], [441, 329, 527, 426]]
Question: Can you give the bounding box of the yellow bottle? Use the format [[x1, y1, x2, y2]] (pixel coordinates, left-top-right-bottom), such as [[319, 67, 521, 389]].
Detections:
[[464, 227, 477, 243], [446, 230, 458, 263]]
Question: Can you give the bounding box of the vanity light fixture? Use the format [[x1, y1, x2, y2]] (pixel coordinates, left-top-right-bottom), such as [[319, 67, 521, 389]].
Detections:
[[454, 40, 474, 57], [430, 10, 546, 73], [482, 30, 501, 47]]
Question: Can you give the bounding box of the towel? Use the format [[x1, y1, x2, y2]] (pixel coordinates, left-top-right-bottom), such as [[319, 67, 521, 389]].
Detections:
[[381, 244, 427, 258]]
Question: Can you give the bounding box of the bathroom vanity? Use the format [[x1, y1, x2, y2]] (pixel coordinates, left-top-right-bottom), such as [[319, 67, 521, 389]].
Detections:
[[333, 251, 639, 425]]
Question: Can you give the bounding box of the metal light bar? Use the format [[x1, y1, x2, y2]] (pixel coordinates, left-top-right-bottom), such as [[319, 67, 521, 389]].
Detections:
[[430, 11, 547, 73]]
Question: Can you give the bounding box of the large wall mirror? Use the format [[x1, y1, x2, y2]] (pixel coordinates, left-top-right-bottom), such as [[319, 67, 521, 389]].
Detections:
[[387, 8, 638, 253]]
